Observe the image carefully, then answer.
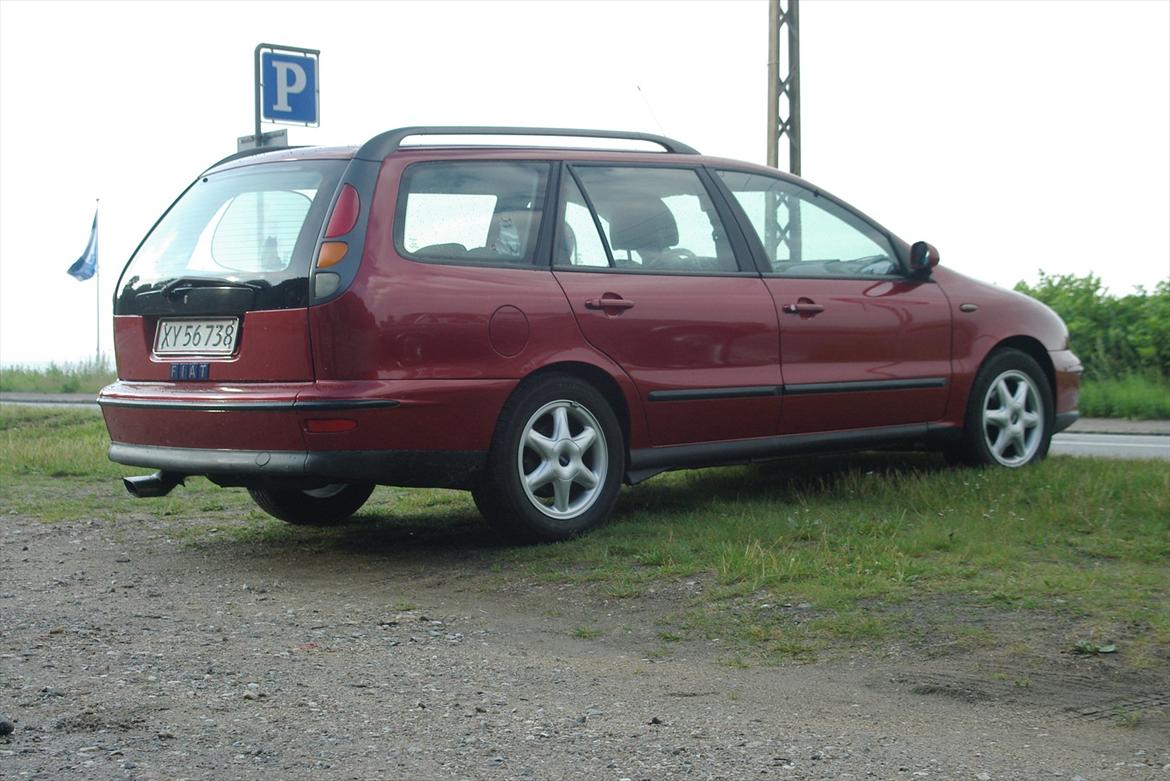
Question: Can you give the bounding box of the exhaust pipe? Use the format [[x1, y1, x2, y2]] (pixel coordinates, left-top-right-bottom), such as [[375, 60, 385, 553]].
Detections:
[[123, 471, 185, 498]]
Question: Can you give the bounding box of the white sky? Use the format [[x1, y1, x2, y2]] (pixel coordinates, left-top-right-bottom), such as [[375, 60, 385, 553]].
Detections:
[[1, 0, 1167, 367]]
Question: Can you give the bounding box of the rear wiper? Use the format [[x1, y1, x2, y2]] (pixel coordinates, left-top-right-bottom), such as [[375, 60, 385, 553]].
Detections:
[[159, 277, 267, 299]]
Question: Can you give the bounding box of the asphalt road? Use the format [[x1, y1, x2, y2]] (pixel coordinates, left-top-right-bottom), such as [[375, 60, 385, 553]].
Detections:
[[1051, 432, 1170, 460]]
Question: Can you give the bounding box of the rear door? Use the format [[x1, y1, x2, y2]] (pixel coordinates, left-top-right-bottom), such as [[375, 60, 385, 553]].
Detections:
[[715, 169, 952, 434], [552, 164, 780, 447]]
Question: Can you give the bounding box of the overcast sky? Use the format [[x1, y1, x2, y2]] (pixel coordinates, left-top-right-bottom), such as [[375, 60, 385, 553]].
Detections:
[[1, 0, 1167, 367]]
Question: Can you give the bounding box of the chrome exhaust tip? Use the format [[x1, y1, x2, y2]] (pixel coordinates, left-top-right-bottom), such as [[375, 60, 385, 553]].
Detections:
[[123, 471, 184, 498]]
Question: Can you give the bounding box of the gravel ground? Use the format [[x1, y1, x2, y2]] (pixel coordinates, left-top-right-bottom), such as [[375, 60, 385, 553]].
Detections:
[[2, 511, 1168, 781]]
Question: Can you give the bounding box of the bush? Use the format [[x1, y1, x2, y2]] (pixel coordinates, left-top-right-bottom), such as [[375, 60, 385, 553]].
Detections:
[[1014, 273, 1170, 380]]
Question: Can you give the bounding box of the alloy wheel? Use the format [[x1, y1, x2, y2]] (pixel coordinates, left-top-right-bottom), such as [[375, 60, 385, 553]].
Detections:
[[981, 369, 1044, 466], [517, 399, 608, 519]]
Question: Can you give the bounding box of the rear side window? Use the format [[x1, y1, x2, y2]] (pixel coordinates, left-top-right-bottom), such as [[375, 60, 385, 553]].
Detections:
[[397, 162, 550, 266]]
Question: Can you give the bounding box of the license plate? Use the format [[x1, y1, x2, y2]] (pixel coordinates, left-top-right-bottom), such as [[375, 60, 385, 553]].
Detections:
[[154, 318, 239, 356]]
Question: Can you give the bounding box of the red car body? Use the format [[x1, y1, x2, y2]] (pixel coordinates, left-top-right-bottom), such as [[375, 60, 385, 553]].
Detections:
[[100, 127, 1080, 538]]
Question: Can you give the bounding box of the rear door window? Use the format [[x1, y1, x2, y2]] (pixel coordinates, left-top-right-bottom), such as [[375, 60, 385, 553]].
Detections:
[[568, 166, 741, 273], [397, 162, 550, 266]]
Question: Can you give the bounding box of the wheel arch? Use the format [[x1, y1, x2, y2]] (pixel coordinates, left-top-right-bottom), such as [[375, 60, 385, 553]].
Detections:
[[989, 336, 1056, 406], [521, 361, 635, 451]]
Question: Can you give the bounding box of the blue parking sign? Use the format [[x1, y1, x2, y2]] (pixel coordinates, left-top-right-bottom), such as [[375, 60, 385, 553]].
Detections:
[[261, 51, 318, 126]]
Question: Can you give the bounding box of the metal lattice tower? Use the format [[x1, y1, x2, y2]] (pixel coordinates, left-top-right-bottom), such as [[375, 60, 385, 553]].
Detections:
[[767, 0, 800, 175], [766, 0, 801, 262]]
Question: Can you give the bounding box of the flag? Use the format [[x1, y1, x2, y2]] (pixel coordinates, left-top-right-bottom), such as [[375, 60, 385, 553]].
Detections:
[[67, 208, 98, 281]]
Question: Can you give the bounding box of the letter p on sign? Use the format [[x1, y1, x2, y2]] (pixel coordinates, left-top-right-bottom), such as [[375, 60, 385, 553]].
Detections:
[[261, 51, 318, 126]]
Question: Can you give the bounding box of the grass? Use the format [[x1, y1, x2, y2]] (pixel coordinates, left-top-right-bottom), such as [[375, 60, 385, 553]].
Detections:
[[2, 405, 1168, 665], [0, 358, 116, 394], [1080, 374, 1170, 420]]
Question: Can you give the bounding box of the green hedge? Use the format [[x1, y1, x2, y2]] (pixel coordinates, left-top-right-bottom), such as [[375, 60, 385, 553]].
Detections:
[[1014, 273, 1169, 380]]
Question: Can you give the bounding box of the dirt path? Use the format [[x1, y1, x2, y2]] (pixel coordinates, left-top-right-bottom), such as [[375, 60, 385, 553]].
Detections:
[[2, 512, 1167, 780]]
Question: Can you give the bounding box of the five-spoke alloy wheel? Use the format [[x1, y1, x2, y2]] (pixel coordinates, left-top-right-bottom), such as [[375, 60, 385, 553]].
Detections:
[[475, 374, 624, 543]]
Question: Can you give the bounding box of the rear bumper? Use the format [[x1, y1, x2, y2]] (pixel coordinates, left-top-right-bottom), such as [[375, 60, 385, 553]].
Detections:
[[99, 378, 515, 487], [108, 443, 485, 489]]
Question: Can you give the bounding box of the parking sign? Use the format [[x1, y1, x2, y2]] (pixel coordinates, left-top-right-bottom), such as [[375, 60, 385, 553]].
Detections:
[[259, 46, 319, 127]]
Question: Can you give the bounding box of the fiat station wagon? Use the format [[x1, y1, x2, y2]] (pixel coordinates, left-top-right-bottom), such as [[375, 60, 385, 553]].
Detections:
[[100, 126, 1082, 541]]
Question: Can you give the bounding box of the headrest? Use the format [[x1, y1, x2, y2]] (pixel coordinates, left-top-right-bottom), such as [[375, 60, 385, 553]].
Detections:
[[609, 199, 678, 251]]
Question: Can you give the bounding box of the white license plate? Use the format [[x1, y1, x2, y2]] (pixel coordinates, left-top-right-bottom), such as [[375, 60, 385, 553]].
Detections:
[[154, 318, 239, 356]]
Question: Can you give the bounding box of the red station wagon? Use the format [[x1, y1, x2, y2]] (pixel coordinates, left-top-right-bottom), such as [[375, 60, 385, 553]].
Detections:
[[100, 126, 1082, 541]]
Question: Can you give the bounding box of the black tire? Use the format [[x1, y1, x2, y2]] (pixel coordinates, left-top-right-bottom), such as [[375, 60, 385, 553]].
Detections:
[[476, 374, 625, 543], [247, 482, 375, 526], [951, 349, 1054, 468]]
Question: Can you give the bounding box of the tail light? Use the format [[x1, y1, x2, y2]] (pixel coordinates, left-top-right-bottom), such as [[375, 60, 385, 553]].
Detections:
[[324, 184, 360, 238]]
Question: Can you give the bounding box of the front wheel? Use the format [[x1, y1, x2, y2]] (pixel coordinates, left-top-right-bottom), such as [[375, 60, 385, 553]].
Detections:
[[247, 482, 375, 526], [952, 349, 1053, 467], [476, 375, 625, 543]]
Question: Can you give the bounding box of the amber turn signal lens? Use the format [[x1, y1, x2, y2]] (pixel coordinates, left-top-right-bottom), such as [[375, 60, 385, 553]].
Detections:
[[316, 241, 348, 269]]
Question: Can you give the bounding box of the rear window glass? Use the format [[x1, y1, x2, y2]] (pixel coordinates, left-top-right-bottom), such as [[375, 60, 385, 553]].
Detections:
[[397, 162, 550, 265], [120, 161, 344, 290]]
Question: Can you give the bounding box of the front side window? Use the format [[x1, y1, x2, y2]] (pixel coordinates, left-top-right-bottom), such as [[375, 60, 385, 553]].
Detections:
[[398, 162, 549, 265], [717, 170, 899, 276], [570, 167, 740, 273]]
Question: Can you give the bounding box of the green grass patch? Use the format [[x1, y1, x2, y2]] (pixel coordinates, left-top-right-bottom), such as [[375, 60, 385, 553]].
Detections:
[[0, 359, 116, 394], [3, 406, 1168, 665], [1080, 374, 1170, 419]]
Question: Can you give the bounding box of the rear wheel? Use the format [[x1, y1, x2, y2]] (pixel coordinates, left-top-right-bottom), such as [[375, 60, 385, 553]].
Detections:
[[247, 482, 375, 526], [476, 375, 624, 543], [953, 349, 1053, 467]]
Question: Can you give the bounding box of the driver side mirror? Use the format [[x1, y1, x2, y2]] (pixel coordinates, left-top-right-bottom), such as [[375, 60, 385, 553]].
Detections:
[[909, 241, 940, 277]]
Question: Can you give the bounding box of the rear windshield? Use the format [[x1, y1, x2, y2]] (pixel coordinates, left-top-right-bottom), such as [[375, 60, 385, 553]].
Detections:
[[116, 160, 345, 313]]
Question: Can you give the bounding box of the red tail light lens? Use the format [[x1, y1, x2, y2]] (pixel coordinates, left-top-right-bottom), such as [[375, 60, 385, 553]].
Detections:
[[324, 184, 360, 238]]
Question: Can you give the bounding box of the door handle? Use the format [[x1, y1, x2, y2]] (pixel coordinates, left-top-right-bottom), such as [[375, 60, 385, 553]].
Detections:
[[585, 296, 635, 311], [782, 301, 824, 315]]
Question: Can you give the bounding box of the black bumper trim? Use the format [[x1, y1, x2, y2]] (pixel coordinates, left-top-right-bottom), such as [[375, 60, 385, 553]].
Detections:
[[108, 443, 484, 490], [1054, 411, 1079, 434], [99, 398, 400, 412]]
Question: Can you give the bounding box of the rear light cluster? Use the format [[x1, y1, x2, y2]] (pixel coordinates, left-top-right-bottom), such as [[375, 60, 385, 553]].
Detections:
[[316, 184, 360, 270]]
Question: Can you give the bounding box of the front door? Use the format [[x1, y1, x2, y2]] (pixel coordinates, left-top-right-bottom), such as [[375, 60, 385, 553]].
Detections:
[[553, 164, 780, 447], [715, 169, 951, 434]]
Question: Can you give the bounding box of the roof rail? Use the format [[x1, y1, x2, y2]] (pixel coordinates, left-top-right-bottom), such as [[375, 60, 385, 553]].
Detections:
[[354, 126, 699, 161]]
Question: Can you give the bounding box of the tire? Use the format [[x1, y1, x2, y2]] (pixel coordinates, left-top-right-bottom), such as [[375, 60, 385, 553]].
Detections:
[[247, 482, 375, 526], [476, 374, 625, 543], [952, 349, 1053, 468]]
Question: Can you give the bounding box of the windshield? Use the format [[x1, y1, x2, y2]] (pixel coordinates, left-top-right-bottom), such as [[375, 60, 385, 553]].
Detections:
[[116, 160, 346, 313]]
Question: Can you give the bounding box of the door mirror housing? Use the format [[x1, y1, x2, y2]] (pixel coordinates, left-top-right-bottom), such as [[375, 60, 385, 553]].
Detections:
[[909, 241, 940, 277]]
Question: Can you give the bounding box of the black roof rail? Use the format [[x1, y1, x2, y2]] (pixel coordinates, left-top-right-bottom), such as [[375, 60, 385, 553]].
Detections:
[[354, 126, 699, 161]]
